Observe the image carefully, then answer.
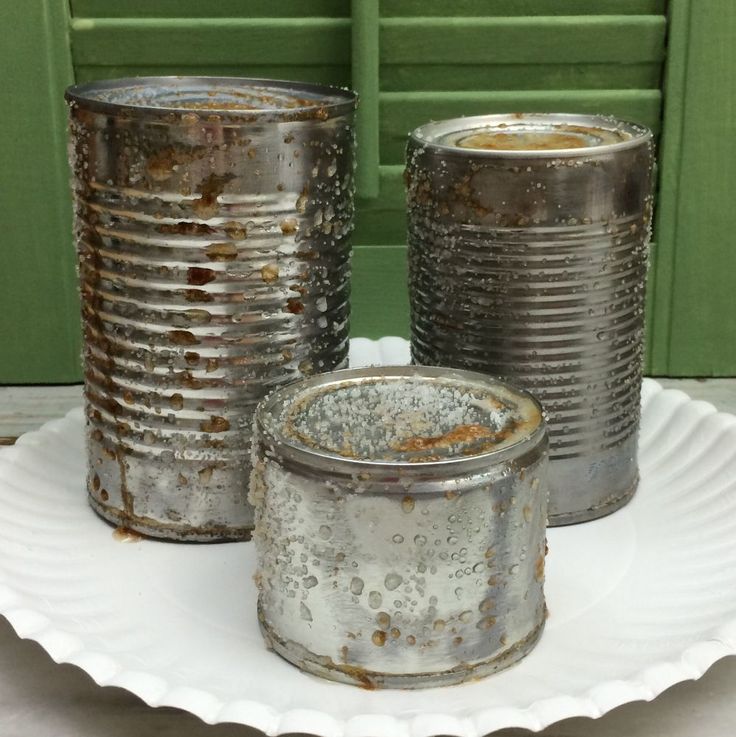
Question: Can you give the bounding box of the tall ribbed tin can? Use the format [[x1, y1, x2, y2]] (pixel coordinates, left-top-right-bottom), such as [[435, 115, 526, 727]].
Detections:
[[250, 366, 548, 688], [66, 77, 356, 541], [406, 114, 654, 525]]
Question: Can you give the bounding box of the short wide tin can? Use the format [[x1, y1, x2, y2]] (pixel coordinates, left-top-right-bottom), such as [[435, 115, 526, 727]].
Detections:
[[251, 366, 548, 688], [407, 114, 654, 525], [66, 77, 356, 540]]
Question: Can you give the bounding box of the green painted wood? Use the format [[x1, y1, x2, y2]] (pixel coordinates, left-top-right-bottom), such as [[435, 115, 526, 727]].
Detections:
[[0, 0, 81, 383], [653, 0, 736, 376], [381, 63, 662, 92], [380, 90, 662, 164], [381, 16, 665, 64], [75, 65, 351, 87], [647, 0, 690, 375], [381, 1, 665, 16], [72, 0, 349, 18], [352, 0, 380, 199], [354, 165, 404, 246], [350, 246, 409, 338], [70, 18, 351, 65], [11, 0, 735, 378]]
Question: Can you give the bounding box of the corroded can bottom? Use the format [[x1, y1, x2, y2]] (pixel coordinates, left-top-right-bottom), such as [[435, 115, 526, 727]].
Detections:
[[88, 495, 251, 542], [548, 477, 638, 526], [546, 434, 639, 526], [258, 604, 546, 690]]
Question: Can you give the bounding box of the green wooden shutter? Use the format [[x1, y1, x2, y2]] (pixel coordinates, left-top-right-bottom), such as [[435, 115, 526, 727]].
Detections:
[[1, 0, 734, 380]]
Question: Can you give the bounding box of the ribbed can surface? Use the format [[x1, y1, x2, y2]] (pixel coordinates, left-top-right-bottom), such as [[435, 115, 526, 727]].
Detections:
[[406, 114, 654, 525], [251, 366, 548, 688], [66, 77, 356, 540]]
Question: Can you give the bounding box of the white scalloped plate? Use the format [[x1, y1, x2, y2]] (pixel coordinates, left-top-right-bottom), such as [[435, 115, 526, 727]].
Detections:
[[1, 336, 736, 737]]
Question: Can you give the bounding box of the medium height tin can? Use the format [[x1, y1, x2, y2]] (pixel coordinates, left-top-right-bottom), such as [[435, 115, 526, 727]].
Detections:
[[251, 366, 548, 688], [66, 77, 356, 540], [407, 114, 654, 525]]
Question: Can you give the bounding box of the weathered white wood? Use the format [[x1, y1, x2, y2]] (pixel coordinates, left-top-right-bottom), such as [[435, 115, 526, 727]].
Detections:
[[0, 385, 83, 440]]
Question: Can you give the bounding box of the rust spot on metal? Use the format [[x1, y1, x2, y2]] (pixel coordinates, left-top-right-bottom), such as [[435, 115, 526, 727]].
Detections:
[[157, 221, 216, 236], [200, 416, 230, 433], [146, 146, 206, 181], [169, 329, 199, 346], [222, 221, 247, 239], [395, 424, 498, 452], [192, 173, 236, 219], [295, 186, 308, 214], [116, 449, 134, 517], [184, 351, 200, 365], [535, 553, 545, 582], [457, 131, 589, 151], [261, 264, 279, 283], [205, 242, 239, 261], [371, 630, 387, 647], [184, 288, 214, 303], [280, 218, 297, 235], [112, 526, 143, 543], [184, 308, 211, 324], [179, 371, 205, 389], [187, 267, 216, 286], [169, 393, 184, 410], [286, 298, 304, 314]]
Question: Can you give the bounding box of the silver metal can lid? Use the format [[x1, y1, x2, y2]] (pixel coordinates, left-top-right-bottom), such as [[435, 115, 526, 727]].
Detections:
[[410, 113, 652, 158], [255, 365, 546, 476], [65, 76, 357, 121]]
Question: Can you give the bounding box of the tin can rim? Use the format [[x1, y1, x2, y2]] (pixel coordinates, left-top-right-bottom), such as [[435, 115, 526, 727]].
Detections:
[[254, 365, 547, 475], [65, 76, 357, 120], [408, 113, 652, 158]]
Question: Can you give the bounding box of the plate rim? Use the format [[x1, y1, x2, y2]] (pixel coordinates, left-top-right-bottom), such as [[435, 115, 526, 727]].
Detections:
[[1, 337, 736, 737]]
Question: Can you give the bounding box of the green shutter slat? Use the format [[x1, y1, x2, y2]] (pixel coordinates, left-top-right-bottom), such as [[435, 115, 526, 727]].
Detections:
[[352, 0, 380, 199], [351, 246, 409, 339], [354, 166, 406, 245], [381, 16, 665, 65], [70, 18, 351, 66], [381, 1, 665, 16], [71, 0, 349, 18], [653, 0, 736, 375], [380, 90, 662, 164], [0, 0, 81, 383], [647, 1, 690, 374], [381, 63, 662, 92]]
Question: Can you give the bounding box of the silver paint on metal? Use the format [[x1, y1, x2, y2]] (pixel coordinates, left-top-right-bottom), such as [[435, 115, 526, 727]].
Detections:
[[250, 365, 548, 688], [66, 77, 357, 540], [406, 113, 654, 525]]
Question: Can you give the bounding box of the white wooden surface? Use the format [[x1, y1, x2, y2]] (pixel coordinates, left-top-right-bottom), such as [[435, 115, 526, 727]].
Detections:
[[0, 379, 734, 736]]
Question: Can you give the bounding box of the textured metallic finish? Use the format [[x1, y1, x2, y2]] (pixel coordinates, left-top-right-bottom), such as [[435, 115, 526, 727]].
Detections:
[[66, 77, 356, 541], [406, 113, 654, 526], [251, 366, 549, 688]]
